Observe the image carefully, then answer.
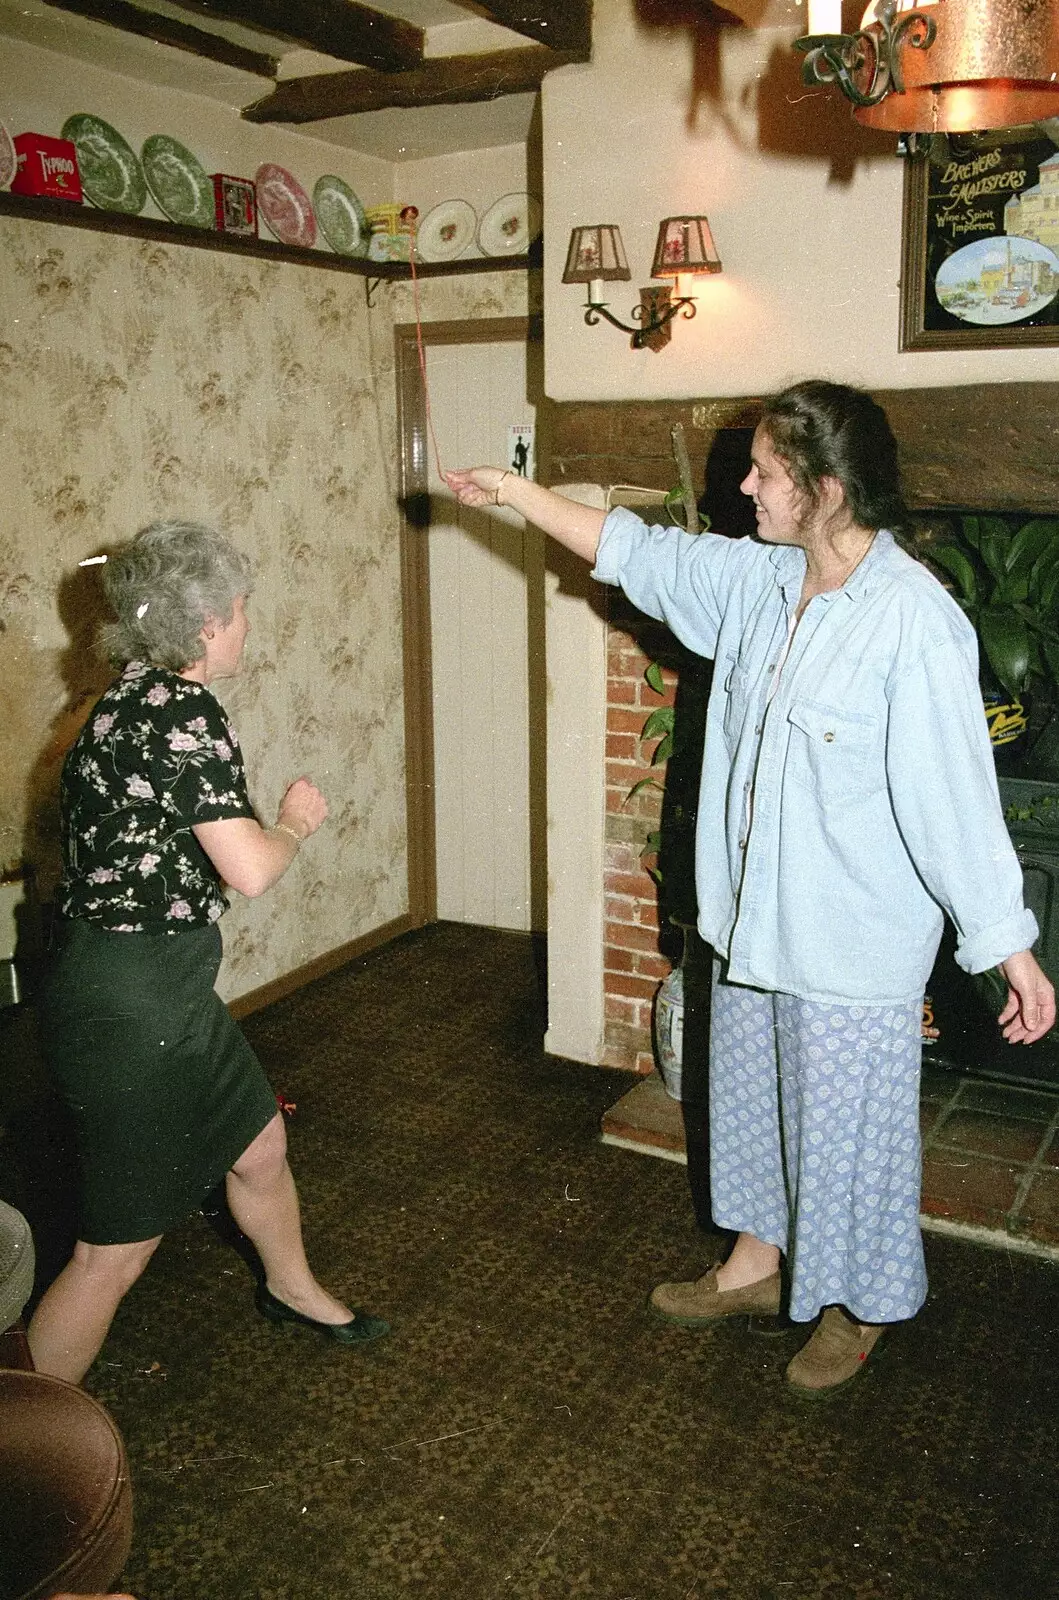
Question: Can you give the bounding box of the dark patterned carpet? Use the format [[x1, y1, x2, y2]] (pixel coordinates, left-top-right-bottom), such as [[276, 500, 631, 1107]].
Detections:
[[3, 921, 1059, 1600]]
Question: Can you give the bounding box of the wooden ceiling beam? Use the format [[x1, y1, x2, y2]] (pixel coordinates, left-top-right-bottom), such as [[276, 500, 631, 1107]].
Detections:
[[162, 0, 424, 71], [242, 43, 583, 123], [41, 0, 278, 76], [458, 1, 591, 55]]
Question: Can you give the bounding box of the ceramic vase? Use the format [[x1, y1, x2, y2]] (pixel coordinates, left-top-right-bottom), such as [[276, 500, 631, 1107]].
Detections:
[[654, 960, 685, 1102]]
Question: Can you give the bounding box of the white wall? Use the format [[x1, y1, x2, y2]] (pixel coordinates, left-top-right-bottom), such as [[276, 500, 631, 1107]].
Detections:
[[542, 0, 1059, 399], [543, 490, 608, 1068]]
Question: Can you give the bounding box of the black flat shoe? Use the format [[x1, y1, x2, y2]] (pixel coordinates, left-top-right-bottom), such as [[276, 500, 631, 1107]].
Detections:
[[255, 1283, 390, 1345]]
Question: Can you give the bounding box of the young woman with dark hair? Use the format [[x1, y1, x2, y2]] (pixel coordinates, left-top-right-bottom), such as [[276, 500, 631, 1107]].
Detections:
[[446, 379, 1054, 1398]]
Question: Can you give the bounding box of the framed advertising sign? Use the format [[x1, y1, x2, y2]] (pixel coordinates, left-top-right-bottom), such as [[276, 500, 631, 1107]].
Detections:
[[900, 129, 1059, 351]]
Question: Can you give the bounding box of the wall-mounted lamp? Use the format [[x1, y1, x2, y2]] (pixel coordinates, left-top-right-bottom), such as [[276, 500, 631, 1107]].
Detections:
[[562, 217, 722, 351], [794, 0, 1059, 135]]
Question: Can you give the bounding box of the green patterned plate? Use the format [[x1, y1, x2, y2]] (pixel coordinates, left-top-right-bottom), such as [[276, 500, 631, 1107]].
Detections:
[[61, 114, 146, 214], [141, 134, 214, 229], [312, 174, 369, 257]]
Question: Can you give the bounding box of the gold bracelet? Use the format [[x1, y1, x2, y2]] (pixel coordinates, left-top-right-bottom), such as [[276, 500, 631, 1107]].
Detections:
[[273, 822, 303, 845], [494, 470, 512, 507]]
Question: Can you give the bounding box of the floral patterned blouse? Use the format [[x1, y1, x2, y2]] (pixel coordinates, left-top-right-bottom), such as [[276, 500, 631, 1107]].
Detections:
[[58, 662, 256, 933]]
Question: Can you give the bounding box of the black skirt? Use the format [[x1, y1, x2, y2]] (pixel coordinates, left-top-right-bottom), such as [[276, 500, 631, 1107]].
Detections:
[[40, 919, 278, 1245]]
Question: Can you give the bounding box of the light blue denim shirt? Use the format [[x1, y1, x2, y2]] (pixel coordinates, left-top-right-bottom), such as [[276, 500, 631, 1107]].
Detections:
[[593, 507, 1037, 1006]]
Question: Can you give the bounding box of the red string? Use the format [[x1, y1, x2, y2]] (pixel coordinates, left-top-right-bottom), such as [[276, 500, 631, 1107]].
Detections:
[[408, 225, 446, 483]]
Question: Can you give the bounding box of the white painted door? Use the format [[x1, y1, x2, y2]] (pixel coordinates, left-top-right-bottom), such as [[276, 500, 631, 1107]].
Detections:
[[425, 337, 544, 931]]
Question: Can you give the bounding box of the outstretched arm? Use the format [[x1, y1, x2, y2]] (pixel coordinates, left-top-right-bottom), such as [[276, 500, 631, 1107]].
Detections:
[[997, 949, 1056, 1044], [445, 467, 606, 564]]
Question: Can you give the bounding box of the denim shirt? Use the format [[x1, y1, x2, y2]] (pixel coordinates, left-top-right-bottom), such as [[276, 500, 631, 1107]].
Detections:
[[593, 507, 1037, 1006]]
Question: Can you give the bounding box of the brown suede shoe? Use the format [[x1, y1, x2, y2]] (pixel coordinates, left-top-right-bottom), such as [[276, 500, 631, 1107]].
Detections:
[[648, 1266, 782, 1327], [786, 1306, 886, 1399]]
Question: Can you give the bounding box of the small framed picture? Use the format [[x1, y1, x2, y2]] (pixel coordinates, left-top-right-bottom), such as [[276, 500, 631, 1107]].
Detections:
[[212, 174, 257, 238], [900, 127, 1059, 351]]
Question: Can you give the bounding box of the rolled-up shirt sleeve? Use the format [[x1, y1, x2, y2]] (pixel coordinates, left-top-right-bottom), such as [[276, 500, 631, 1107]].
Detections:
[[592, 506, 750, 660], [885, 627, 1038, 974]]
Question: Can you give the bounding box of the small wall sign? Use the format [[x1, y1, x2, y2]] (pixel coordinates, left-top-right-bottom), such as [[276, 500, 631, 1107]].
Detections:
[[508, 422, 534, 480]]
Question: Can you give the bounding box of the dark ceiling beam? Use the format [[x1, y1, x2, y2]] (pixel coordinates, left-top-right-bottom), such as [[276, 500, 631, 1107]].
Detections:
[[458, 1, 591, 55], [242, 43, 584, 123], [41, 0, 278, 76], [162, 0, 424, 71]]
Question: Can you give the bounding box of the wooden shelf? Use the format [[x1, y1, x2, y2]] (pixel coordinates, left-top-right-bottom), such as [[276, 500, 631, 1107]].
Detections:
[[0, 190, 540, 279]]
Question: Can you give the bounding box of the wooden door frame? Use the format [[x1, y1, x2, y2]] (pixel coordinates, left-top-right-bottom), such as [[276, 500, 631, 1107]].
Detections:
[[395, 316, 536, 929]]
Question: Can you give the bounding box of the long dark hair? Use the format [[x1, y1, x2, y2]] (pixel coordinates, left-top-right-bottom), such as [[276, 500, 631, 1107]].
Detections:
[[760, 380, 907, 532]]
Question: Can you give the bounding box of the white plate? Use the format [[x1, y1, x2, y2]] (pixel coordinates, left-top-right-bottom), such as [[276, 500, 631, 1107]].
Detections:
[[0, 122, 15, 191], [477, 192, 541, 257], [415, 198, 477, 262]]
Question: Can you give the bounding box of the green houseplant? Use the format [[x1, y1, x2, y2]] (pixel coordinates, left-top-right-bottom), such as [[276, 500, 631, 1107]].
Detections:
[[924, 513, 1059, 776], [918, 513, 1059, 1086]]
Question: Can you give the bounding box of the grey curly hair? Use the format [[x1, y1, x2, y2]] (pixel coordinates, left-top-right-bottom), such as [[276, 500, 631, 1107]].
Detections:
[[100, 520, 254, 670]]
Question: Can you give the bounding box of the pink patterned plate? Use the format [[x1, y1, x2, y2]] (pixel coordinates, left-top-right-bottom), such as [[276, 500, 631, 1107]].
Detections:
[[254, 163, 316, 249]]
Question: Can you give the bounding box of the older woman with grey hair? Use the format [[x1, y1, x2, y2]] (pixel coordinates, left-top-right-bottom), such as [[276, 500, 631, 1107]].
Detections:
[[28, 520, 389, 1383]]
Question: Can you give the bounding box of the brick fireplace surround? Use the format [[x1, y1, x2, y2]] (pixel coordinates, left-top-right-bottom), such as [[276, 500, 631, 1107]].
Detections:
[[538, 382, 1059, 1078]]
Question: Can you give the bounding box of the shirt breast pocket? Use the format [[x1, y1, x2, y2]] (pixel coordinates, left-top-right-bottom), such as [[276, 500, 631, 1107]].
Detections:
[[721, 656, 754, 742], [785, 699, 883, 804]]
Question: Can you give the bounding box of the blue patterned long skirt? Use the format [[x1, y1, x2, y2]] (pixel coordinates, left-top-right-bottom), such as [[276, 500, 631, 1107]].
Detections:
[[708, 965, 928, 1324]]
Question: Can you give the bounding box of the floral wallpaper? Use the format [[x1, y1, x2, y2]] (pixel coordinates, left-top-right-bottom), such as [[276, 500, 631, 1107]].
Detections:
[[0, 216, 410, 1001]]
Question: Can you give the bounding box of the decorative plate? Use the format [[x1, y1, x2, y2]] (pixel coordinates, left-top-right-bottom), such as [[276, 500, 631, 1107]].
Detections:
[[312, 174, 368, 257], [0, 122, 15, 191], [61, 114, 146, 214], [255, 163, 316, 249], [141, 134, 213, 228], [415, 198, 477, 263], [477, 192, 541, 257]]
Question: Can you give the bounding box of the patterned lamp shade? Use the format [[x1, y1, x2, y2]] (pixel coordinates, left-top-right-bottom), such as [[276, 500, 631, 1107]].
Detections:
[[562, 224, 631, 283], [651, 216, 722, 278]]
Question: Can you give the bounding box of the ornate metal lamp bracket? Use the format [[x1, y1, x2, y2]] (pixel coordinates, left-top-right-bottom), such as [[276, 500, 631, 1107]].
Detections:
[[583, 291, 697, 350], [794, 0, 937, 108]]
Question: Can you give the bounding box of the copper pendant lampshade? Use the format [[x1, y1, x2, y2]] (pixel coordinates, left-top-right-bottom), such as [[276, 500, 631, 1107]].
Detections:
[[852, 0, 1059, 132]]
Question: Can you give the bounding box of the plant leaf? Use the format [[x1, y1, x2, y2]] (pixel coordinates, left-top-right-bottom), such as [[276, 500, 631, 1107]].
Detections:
[[652, 733, 673, 765], [978, 516, 1012, 581], [926, 542, 978, 605], [959, 514, 982, 553], [625, 777, 664, 802], [1031, 550, 1059, 610], [644, 660, 665, 695], [641, 706, 675, 741], [1008, 518, 1059, 578], [979, 605, 1031, 695]]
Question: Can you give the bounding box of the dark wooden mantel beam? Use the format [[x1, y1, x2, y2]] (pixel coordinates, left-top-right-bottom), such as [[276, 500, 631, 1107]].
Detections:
[[161, 0, 425, 71], [243, 43, 583, 123], [458, 0, 591, 54]]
